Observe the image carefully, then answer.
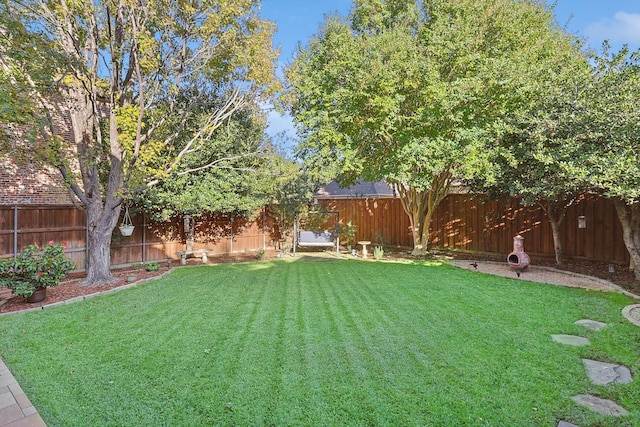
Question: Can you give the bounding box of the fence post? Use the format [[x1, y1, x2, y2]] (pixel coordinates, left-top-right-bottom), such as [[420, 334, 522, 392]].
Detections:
[[262, 207, 266, 251], [293, 215, 297, 256], [85, 212, 89, 270], [142, 213, 146, 264], [229, 216, 233, 254], [12, 206, 18, 258]]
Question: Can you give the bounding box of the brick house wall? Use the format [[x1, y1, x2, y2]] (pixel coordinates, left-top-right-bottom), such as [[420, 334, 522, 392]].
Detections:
[[0, 157, 75, 206], [1, 101, 77, 206]]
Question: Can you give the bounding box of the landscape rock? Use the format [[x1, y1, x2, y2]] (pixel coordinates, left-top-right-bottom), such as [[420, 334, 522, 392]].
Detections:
[[551, 334, 590, 346], [571, 394, 629, 416], [582, 359, 633, 385], [622, 304, 640, 327], [574, 319, 607, 331]]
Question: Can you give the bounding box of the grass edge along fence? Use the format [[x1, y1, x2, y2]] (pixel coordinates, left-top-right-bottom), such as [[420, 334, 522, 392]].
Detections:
[[318, 193, 630, 264], [0, 260, 637, 426], [1, 192, 633, 269], [0, 206, 280, 270]]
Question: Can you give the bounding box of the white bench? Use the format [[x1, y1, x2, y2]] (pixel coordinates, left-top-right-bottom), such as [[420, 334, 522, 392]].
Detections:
[[297, 231, 335, 248], [175, 249, 214, 265]]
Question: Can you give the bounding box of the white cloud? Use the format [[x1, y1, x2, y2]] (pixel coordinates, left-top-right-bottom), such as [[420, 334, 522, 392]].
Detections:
[[586, 12, 640, 44]]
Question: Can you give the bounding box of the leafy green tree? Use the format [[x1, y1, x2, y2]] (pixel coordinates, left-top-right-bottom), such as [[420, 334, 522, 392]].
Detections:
[[284, 0, 580, 255], [0, 0, 279, 283], [473, 40, 591, 265], [583, 46, 640, 278], [267, 163, 320, 244], [136, 108, 287, 222]]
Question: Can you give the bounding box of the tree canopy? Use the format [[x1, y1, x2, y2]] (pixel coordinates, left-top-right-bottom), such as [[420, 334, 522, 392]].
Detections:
[[135, 109, 290, 222], [471, 31, 591, 265], [582, 46, 640, 277], [284, 0, 582, 254], [0, 0, 280, 283]]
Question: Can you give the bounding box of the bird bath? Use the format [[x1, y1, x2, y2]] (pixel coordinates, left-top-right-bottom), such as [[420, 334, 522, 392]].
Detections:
[[358, 241, 371, 258]]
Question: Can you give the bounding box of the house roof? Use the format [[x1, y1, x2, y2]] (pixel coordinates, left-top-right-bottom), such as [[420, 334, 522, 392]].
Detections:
[[314, 180, 397, 199]]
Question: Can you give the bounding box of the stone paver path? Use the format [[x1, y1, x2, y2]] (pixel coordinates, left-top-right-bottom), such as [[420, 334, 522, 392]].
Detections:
[[557, 421, 580, 427], [551, 334, 591, 346], [0, 359, 45, 426], [571, 394, 630, 416], [574, 319, 607, 331], [451, 258, 639, 425], [552, 319, 633, 422], [582, 359, 633, 386]]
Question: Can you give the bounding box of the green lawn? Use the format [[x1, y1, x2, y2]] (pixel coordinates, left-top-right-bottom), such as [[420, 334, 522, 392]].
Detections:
[[1, 259, 638, 426]]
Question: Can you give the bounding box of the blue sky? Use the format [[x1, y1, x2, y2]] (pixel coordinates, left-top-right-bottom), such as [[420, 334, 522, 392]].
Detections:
[[260, 0, 640, 141]]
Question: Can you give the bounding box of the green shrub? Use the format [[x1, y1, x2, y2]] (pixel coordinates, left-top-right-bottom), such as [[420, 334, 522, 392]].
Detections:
[[373, 246, 384, 260], [0, 242, 75, 297], [339, 219, 358, 249], [145, 262, 160, 272]]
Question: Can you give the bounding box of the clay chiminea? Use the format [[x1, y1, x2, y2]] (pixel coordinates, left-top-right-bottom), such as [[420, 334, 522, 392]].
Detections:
[[507, 235, 530, 272]]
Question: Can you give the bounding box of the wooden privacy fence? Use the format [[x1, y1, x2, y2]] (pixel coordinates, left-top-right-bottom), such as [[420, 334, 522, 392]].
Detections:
[[1, 193, 631, 267], [0, 206, 281, 270], [319, 193, 630, 264], [317, 198, 410, 248]]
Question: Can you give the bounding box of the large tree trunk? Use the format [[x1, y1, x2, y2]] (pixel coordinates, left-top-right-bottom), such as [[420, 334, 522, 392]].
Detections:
[[84, 201, 121, 285], [539, 200, 566, 266], [396, 185, 429, 255], [419, 207, 436, 254], [549, 217, 564, 266], [45, 5, 124, 286], [395, 172, 452, 256], [65, 86, 125, 285], [613, 198, 640, 280]]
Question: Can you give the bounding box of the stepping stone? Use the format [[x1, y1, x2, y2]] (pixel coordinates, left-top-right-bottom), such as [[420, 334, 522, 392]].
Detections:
[[571, 394, 629, 416], [574, 319, 607, 331], [582, 359, 633, 385], [551, 334, 590, 346], [622, 304, 640, 327], [557, 421, 580, 427]]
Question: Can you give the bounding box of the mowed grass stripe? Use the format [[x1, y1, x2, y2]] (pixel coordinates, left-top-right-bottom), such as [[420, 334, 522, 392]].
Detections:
[[331, 267, 437, 424], [0, 260, 638, 426], [300, 262, 358, 421], [215, 264, 289, 423], [324, 262, 490, 423]]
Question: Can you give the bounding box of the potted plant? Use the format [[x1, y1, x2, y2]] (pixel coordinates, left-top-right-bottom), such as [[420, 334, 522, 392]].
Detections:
[[0, 241, 76, 303]]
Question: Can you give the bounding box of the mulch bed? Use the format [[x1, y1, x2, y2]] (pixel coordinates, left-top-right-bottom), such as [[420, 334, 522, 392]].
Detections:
[[1, 249, 638, 314]]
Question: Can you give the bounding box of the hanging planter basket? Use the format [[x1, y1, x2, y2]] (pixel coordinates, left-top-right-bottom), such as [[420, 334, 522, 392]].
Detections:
[[119, 206, 135, 236]]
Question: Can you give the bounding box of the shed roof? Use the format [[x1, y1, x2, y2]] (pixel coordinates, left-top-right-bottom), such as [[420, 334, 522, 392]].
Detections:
[[314, 180, 397, 199]]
